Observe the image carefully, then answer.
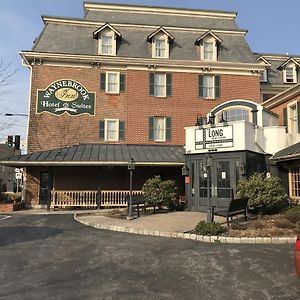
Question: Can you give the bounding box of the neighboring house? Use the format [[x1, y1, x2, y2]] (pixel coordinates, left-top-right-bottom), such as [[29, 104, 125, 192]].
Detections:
[[0, 145, 20, 192], [0, 2, 280, 209], [255, 53, 300, 102]]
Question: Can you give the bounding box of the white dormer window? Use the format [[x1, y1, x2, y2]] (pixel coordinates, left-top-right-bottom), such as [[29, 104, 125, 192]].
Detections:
[[148, 27, 174, 59], [260, 69, 268, 82], [101, 34, 113, 55], [152, 34, 169, 58], [284, 65, 297, 83], [196, 31, 222, 62], [93, 23, 122, 56]]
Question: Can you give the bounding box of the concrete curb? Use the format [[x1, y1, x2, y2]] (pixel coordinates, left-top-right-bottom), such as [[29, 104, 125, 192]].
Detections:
[[74, 213, 297, 244]]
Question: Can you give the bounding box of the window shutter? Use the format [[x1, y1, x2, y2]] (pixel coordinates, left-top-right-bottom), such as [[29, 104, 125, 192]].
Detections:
[[198, 75, 203, 98], [297, 102, 300, 133], [214, 75, 221, 98], [283, 108, 288, 133], [100, 73, 106, 91], [166, 117, 172, 141], [99, 120, 105, 139], [119, 121, 125, 140], [149, 72, 154, 96], [120, 74, 126, 92], [148, 117, 154, 140], [166, 73, 172, 97]]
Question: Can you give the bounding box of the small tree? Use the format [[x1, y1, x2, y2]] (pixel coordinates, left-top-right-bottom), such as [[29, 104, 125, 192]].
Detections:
[[142, 176, 177, 209], [236, 173, 288, 215]]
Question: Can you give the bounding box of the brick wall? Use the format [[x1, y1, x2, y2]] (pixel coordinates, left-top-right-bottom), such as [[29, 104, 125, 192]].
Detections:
[[28, 65, 261, 152]]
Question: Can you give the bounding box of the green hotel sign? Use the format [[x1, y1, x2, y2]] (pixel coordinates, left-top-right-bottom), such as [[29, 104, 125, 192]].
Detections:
[[37, 79, 95, 116]]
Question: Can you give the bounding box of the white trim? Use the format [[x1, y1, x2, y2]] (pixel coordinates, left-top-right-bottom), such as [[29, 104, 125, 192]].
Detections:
[[287, 100, 298, 134], [153, 117, 167, 141], [200, 36, 217, 61], [283, 63, 297, 83], [153, 73, 167, 97], [152, 35, 169, 59], [104, 119, 119, 141], [84, 3, 237, 19], [98, 29, 116, 56], [105, 71, 120, 94]]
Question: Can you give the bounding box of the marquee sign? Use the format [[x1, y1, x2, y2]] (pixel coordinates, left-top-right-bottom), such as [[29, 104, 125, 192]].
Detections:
[[195, 125, 234, 150], [37, 79, 95, 116]]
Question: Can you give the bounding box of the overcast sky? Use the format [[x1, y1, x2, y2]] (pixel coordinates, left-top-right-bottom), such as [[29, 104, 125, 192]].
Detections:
[[0, 0, 299, 142]]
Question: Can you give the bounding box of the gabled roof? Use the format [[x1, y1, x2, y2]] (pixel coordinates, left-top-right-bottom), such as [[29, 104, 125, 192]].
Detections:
[[93, 22, 122, 39], [147, 27, 175, 42], [277, 57, 300, 70], [272, 141, 300, 161], [256, 55, 271, 67], [0, 144, 185, 167], [195, 30, 223, 45]]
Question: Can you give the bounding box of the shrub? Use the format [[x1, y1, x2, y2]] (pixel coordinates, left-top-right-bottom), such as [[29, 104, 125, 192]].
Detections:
[[195, 221, 224, 236], [273, 217, 295, 229], [142, 176, 177, 209], [283, 206, 300, 223], [236, 173, 288, 215]]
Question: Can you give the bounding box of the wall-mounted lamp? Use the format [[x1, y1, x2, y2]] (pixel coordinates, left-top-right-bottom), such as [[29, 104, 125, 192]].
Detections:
[[207, 113, 215, 126], [219, 110, 228, 124], [239, 163, 246, 175], [195, 114, 205, 126], [181, 165, 189, 176]]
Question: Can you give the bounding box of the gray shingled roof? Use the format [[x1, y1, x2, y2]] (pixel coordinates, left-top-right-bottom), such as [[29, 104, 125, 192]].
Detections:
[[85, 9, 239, 30], [0, 144, 185, 166], [33, 23, 256, 63], [272, 142, 300, 161]]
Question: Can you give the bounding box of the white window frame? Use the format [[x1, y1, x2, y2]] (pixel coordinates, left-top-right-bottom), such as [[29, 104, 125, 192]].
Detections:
[[201, 36, 217, 61], [216, 106, 251, 124], [104, 119, 119, 141], [260, 69, 268, 82], [202, 75, 215, 99], [106, 72, 120, 94], [288, 101, 298, 134], [152, 33, 169, 58], [154, 73, 167, 97], [284, 63, 297, 83], [153, 117, 166, 142], [98, 29, 116, 56]]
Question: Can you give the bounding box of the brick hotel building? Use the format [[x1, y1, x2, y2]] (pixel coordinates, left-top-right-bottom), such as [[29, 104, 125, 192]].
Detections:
[[2, 2, 300, 209]]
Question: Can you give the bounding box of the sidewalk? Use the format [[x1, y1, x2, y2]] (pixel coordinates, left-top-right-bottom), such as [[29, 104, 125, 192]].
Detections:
[[76, 211, 223, 233]]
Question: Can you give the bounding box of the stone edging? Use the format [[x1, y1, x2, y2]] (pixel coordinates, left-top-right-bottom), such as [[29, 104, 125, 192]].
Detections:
[[74, 213, 297, 244]]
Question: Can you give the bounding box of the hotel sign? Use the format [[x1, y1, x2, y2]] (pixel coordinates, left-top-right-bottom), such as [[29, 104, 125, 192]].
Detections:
[[195, 125, 234, 150], [37, 80, 95, 116]]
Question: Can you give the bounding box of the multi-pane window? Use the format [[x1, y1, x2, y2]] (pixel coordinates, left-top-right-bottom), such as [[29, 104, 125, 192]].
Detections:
[[289, 104, 298, 133], [199, 75, 220, 99], [153, 117, 166, 141], [225, 108, 250, 122], [155, 38, 166, 58], [286, 67, 294, 82], [260, 69, 268, 82], [149, 73, 172, 97], [203, 76, 214, 98], [107, 72, 118, 93], [101, 35, 113, 55], [154, 74, 166, 97], [203, 42, 213, 60], [290, 167, 300, 198], [99, 119, 125, 141], [148, 116, 171, 142], [100, 72, 126, 94]]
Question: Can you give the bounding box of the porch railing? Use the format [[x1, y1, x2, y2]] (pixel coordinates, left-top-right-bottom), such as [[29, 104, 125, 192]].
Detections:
[[51, 190, 143, 209]]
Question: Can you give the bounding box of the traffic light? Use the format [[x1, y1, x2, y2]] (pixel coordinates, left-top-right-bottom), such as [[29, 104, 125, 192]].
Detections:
[[7, 135, 13, 147], [14, 135, 20, 150]]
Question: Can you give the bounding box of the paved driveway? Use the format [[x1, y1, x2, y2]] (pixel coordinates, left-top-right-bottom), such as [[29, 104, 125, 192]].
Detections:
[[0, 214, 299, 299]]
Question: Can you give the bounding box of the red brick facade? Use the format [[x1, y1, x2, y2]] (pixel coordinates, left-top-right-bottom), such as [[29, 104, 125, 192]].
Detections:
[[28, 65, 261, 152]]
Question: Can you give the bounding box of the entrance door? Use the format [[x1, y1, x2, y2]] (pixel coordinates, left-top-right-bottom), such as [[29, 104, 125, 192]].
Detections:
[[192, 158, 240, 212], [39, 171, 53, 206]]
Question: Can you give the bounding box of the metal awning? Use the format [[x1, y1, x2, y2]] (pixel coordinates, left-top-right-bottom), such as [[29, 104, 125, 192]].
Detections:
[[0, 144, 185, 167], [272, 141, 300, 162]]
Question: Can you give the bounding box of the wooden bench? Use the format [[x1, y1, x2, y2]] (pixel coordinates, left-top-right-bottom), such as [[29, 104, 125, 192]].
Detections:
[[126, 194, 156, 218], [214, 197, 248, 226]]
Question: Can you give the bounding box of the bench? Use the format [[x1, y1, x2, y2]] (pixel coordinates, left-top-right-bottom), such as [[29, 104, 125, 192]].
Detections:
[[126, 194, 156, 218], [214, 197, 248, 226]]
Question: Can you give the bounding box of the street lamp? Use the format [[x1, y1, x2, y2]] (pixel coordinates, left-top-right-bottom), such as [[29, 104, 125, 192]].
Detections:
[[127, 157, 135, 220]]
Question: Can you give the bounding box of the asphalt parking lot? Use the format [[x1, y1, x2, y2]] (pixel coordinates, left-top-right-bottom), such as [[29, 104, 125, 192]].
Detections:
[[0, 214, 299, 299]]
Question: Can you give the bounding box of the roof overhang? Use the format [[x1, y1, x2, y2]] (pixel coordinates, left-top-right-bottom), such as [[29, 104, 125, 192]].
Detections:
[[147, 27, 175, 42], [277, 57, 300, 70], [195, 30, 223, 46], [93, 22, 122, 39]]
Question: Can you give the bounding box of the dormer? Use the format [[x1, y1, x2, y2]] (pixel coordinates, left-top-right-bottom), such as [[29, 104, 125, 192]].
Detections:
[[195, 30, 223, 61], [147, 27, 175, 59], [278, 57, 300, 83], [256, 56, 271, 82], [93, 23, 122, 56]]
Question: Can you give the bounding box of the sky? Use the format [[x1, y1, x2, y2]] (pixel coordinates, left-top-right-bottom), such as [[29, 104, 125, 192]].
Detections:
[[0, 0, 299, 144]]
